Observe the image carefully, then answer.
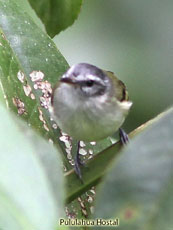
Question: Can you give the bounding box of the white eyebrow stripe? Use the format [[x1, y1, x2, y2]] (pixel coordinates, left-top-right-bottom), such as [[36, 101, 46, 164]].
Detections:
[[85, 75, 98, 80], [77, 74, 104, 83]]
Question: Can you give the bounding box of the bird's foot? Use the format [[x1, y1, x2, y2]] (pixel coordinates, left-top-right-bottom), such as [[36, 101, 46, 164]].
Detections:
[[74, 141, 85, 183], [119, 128, 129, 145], [74, 156, 83, 183]]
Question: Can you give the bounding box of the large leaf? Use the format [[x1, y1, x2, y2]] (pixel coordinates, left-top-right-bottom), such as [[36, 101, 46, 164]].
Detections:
[[28, 0, 83, 37], [0, 105, 65, 230], [0, 0, 71, 167], [16, 0, 45, 30], [93, 107, 173, 230]]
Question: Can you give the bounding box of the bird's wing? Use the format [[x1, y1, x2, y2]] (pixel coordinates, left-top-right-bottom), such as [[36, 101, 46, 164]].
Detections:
[[104, 70, 129, 102]]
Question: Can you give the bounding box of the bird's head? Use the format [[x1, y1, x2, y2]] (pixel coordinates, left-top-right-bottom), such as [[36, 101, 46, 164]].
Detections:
[[60, 63, 111, 98]]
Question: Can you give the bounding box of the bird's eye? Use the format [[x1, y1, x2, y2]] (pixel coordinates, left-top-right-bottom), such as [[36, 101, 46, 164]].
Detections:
[[86, 80, 94, 87]]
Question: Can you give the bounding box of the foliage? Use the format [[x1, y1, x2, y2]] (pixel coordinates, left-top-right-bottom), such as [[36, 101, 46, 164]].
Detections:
[[0, 105, 65, 230], [28, 0, 83, 37], [0, 0, 172, 230]]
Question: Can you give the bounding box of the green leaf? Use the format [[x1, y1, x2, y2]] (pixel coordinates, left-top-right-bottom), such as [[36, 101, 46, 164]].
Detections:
[[65, 140, 122, 204], [0, 0, 71, 167], [148, 179, 173, 230], [16, 0, 45, 30], [28, 0, 83, 37], [0, 105, 65, 230], [93, 107, 173, 230]]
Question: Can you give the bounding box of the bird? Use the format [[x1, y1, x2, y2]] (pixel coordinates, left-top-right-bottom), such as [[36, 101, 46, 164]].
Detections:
[[51, 63, 132, 180]]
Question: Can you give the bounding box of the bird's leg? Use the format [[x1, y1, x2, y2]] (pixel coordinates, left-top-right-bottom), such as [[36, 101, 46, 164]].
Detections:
[[74, 141, 84, 182], [119, 128, 129, 145]]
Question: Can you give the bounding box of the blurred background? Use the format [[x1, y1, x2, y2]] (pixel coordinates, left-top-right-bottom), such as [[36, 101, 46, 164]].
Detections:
[[54, 0, 173, 132]]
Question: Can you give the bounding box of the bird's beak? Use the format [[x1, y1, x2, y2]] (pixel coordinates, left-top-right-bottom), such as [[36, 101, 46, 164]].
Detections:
[[60, 76, 77, 85]]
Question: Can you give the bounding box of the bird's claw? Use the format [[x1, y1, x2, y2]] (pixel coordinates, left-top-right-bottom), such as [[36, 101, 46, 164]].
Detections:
[[74, 141, 85, 183], [119, 128, 129, 145]]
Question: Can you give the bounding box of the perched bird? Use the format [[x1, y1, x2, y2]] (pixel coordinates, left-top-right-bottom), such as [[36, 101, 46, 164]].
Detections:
[[51, 63, 132, 180]]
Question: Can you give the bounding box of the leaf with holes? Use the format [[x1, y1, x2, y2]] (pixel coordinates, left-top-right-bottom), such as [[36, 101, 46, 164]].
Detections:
[[0, 0, 71, 167], [93, 107, 173, 230], [28, 0, 83, 37]]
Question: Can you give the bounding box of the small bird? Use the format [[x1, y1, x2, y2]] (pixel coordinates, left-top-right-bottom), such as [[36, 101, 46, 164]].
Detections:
[[51, 63, 132, 180]]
